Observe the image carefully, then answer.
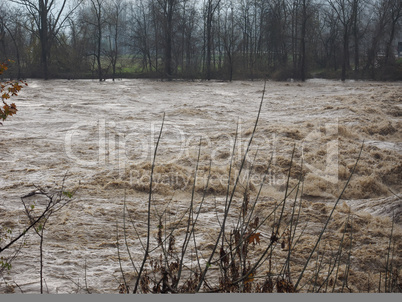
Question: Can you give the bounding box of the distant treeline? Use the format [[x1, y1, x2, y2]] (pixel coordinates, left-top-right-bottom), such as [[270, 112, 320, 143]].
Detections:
[[1, 0, 401, 81]]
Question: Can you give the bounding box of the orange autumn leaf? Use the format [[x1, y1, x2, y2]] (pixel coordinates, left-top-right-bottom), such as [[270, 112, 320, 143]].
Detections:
[[0, 61, 26, 123], [244, 273, 254, 284], [0, 64, 8, 74], [7, 103, 18, 115], [248, 232, 261, 245]]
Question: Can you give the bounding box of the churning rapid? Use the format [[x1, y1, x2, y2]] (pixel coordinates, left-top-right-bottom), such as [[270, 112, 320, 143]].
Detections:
[[0, 79, 401, 293]]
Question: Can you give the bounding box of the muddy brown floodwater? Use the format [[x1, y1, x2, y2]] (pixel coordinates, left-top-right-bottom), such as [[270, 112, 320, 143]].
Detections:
[[0, 79, 401, 293]]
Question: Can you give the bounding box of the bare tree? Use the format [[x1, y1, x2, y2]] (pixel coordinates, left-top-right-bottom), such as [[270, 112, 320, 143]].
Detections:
[[384, 0, 402, 65], [300, 0, 308, 81], [162, 0, 178, 79], [89, 0, 107, 81], [127, 0, 153, 72], [327, 0, 353, 81], [9, 0, 82, 79], [220, 2, 238, 81], [236, 0, 266, 79], [105, 0, 127, 81], [204, 0, 221, 80], [181, 1, 200, 78], [0, 6, 27, 78], [144, 0, 180, 80], [0, 0, 399, 80], [351, 0, 362, 76], [66, 11, 93, 78]]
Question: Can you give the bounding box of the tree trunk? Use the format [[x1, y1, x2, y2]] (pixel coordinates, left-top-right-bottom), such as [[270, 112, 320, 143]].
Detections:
[[97, 22, 102, 81], [341, 25, 348, 82], [206, 12, 212, 80], [352, 0, 359, 78], [39, 0, 49, 80], [205, 1, 221, 80], [164, 0, 175, 80], [112, 16, 119, 81], [385, 2, 402, 65], [300, 0, 307, 82]]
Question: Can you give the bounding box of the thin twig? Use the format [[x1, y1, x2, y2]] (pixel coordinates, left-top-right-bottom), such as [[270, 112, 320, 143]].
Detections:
[[196, 80, 266, 292], [133, 113, 165, 293]]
